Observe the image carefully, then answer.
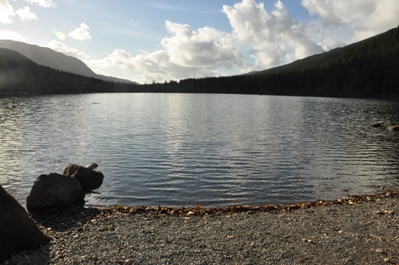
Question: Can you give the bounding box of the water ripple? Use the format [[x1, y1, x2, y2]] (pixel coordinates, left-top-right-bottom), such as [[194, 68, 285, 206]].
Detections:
[[1, 94, 399, 207]]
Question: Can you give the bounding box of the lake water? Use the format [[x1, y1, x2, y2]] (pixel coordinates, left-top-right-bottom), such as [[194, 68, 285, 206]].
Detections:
[[1, 93, 399, 208]]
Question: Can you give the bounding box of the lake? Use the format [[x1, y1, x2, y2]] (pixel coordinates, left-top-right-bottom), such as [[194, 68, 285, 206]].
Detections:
[[1, 93, 399, 208]]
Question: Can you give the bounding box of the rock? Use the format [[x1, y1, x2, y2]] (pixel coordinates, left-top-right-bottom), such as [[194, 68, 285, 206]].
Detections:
[[86, 163, 98, 170], [64, 164, 104, 190], [388, 125, 399, 131], [26, 173, 85, 211], [370, 122, 382, 127], [0, 185, 51, 263]]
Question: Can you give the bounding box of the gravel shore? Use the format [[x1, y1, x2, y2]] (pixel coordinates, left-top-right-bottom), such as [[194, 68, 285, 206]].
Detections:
[[2, 191, 399, 265]]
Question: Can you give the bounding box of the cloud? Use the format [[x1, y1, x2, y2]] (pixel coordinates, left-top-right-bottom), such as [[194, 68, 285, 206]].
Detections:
[[16, 6, 37, 21], [222, 0, 324, 68], [0, 30, 27, 42], [0, 0, 15, 24], [68, 22, 92, 40], [25, 0, 55, 8], [151, 4, 180, 11], [47, 40, 90, 60], [301, 0, 399, 41], [89, 0, 399, 84], [90, 20, 247, 82], [161, 21, 245, 69]]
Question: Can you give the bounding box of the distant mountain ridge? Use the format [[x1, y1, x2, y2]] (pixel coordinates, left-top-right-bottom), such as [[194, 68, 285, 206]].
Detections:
[[1, 26, 398, 98], [0, 40, 136, 84], [0, 48, 141, 94], [165, 26, 399, 99]]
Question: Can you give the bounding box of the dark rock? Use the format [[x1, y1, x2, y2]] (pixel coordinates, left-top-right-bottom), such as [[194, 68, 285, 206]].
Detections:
[[0, 185, 51, 263], [64, 164, 104, 190], [26, 173, 85, 212]]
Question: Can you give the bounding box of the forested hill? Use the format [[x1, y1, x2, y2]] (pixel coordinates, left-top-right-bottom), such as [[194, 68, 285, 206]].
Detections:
[[152, 26, 399, 99], [1, 26, 398, 98], [0, 48, 140, 95]]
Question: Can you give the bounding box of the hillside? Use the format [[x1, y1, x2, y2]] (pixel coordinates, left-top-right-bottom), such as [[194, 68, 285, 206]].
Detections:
[[1, 26, 398, 98], [0, 40, 135, 84], [0, 48, 140, 94], [150, 26, 399, 99]]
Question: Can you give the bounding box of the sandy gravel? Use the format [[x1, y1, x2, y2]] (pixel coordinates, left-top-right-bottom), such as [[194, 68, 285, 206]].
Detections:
[[2, 193, 399, 265]]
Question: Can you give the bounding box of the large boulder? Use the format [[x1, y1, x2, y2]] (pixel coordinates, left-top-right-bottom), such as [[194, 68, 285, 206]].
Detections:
[[0, 185, 51, 263], [64, 164, 104, 191], [26, 173, 85, 212]]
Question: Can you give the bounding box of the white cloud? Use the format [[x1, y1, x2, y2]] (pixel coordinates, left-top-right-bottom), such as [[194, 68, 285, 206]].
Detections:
[[25, 0, 55, 8], [89, 0, 399, 84], [0, 0, 15, 24], [89, 20, 247, 83], [302, 0, 399, 41], [0, 30, 27, 42], [16, 6, 37, 21], [222, 0, 324, 68], [161, 21, 245, 69], [47, 40, 90, 60], [68, 22, 92, 40]]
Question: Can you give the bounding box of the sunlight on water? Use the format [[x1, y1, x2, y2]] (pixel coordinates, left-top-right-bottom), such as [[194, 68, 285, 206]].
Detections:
[[1, 93, 399, 207]]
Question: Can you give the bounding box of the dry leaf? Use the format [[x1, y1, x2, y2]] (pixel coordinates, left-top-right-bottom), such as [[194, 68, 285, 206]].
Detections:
[[227, 235, 235, 239]]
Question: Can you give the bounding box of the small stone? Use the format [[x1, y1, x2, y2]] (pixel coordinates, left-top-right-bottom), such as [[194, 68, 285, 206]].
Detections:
[[375, 248, 384, 253]]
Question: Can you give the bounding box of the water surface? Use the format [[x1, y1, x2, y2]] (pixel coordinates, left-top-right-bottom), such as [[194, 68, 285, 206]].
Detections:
[[1, 93, 399, 207]]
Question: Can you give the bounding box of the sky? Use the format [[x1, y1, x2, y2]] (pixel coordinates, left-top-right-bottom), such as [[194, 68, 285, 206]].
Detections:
[[1, 0, 398, 84]]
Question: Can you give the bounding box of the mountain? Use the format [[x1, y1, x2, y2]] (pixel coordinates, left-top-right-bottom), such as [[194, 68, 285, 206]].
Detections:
[[2, 26, 398, 98], [0, 48, 141, 94], [159, 26, 399, 99], [0, 40, 136, 84]]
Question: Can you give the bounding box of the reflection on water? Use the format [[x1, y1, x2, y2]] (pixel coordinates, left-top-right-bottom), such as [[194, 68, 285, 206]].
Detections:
[[1, 93, 399, 207]]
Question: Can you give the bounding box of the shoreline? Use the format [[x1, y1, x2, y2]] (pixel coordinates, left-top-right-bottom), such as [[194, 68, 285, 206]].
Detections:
[[81, 189, 399, 218], [3, 190, 399, 265]]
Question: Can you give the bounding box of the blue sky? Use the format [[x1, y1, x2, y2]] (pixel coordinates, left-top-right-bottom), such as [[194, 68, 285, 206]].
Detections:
[[1, 0, 398, 84]]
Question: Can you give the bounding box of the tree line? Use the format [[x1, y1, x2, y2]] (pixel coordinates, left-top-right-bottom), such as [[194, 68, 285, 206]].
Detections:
[[145, 26, 399, 99], [1, 26, 398, 99]]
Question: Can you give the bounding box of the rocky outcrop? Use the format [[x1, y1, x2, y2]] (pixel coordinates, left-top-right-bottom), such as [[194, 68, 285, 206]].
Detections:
[[64, 164, 104, 191], [26, 173, 85, 212], [0, 185, 51, 263]]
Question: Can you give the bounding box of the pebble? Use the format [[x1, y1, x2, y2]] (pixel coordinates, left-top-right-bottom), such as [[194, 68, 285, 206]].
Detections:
[[2, 196, 399, 265]]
